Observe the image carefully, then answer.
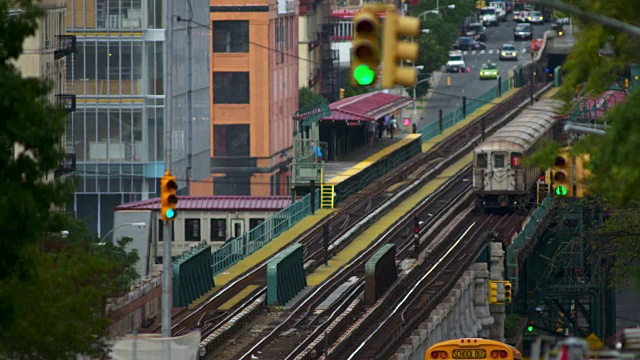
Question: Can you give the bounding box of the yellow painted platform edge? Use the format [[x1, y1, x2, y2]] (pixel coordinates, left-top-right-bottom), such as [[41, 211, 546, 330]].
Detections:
[[218, 285, 260, 311], [421, 87, 520, 153], [540, 86, 561, 100], [306, 152, 475, 286], [326, 134, 421, 184]]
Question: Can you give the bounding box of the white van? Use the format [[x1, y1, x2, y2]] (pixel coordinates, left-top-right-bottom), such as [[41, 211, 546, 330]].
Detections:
[[489, 1, 506, 21], [479, 7, 498, 26]]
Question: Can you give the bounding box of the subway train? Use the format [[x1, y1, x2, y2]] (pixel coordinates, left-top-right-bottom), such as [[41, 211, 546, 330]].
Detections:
[[473, 99, 563, 211]]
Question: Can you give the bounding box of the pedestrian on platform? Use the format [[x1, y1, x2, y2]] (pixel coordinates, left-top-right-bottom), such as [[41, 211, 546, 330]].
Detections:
[[376, 118, 384, 140], [310, 140, 323, 163], [367, 120, 376, 146], [390, 115, 397, 138], [383, 115, 391, 137]]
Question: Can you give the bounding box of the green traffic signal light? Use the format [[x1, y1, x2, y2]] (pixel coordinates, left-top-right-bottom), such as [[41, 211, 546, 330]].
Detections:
[[554, 185, 568, 197], [166, 208, 176, 219], [354, 64, 375, 86], [527, 325, 534, 332]]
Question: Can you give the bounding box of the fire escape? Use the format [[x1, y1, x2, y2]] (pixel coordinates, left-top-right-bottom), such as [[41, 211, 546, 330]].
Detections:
[[54, 35, 77, 114], [305, 0, 340, 103], [54, 34, 77, 178]]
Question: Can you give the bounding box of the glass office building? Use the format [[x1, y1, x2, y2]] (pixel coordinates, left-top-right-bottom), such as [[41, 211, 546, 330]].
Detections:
[[65, 0, 210, 236]]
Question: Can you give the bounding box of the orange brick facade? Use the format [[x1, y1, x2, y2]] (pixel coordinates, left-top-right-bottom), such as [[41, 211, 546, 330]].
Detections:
[[191, 1, 298, 197]]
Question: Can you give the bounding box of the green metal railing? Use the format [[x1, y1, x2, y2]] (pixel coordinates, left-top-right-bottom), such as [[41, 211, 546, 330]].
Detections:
[[506, 196, 554, 295], [212, 189, 321, 276], [418, 78, 512, 143]]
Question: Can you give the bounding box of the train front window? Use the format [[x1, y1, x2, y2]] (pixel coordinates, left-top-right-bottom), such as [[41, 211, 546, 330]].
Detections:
[[477, 153, 488, 168], [493, 153, 506, 168]]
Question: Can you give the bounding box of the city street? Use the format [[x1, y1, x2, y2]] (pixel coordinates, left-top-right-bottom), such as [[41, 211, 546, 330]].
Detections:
[[418, 20, 552, 128]]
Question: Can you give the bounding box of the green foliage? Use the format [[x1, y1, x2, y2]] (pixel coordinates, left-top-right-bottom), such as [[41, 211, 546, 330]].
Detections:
[[522, 140, 562, 169], [298, 87, 327, 109], [410, 0, 476, 98], [0, 0, 141, 357], [587, 202, 640, 289], [558, 0, 640, 103], [0, 219, 140, 359], [504, 313, 521, 337]]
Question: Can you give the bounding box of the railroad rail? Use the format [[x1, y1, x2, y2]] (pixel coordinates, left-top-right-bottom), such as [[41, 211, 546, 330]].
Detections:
[[155, 83, 552, 356], [331, 211, 518, 360]]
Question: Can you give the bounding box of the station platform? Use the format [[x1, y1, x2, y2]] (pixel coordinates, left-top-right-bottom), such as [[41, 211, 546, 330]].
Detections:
[[190, 85, 535, 311]]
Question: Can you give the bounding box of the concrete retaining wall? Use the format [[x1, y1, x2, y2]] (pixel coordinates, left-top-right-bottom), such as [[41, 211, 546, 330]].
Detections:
[[390, 263, 494, 360]]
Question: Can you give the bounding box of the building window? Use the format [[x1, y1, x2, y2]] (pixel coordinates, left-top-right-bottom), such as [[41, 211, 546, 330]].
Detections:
[[249, 219, 264, 230], [158, 219, 175, 241], [184, 219, 201, 241], [214, 174, 251, 196], [210, 219, 226, 241], [213, 20, 249, 53], [213, 72, 249, 104], [214, 125, 250, 157]]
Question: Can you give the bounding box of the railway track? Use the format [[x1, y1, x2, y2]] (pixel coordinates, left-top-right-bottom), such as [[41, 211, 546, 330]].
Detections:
[[330, 211, 519, 360], [153, 83, 551, 355], [241, 165, 476, 360]]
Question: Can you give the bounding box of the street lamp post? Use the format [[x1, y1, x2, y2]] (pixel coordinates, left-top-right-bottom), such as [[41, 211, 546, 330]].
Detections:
[[418, 4, 455, 20], [99, 222, 147, 245]]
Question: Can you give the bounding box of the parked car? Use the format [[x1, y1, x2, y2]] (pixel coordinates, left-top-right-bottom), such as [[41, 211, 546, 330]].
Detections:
[[446, 50, 466, 73], [499, 44, 518, 61], [454, 37, 487, 51], [464, 23, 486, 42], [514, 23, 533, 41]]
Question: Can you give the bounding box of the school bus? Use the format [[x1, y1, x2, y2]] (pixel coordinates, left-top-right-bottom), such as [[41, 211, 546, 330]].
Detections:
[[425, 338, 524, 360]]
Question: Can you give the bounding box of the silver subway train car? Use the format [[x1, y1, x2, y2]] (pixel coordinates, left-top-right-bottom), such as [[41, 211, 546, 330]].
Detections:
[[473, 99, 562, 211]]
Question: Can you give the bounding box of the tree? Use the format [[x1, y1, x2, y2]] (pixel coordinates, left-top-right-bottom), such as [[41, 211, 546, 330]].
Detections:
[[0, 0, 71, 326], [528, 0, 640, 290], [0, 219, 140, 359], [0, 0, 141, 357], [411, 0, 477, 97], [298, 87, 328, 109]]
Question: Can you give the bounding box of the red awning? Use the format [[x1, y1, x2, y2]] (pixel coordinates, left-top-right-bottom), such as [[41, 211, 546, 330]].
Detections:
[[321, 91, 413, 122]]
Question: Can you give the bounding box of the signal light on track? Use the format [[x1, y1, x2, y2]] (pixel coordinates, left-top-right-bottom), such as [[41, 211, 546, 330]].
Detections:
[[160, 170, 179, 222], [552, 152, 573, 198]]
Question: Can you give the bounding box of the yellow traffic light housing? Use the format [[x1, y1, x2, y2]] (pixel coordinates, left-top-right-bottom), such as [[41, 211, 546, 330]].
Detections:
[[504, 281, 512, 304], [575, 153, 592, 198], [552, 151, 574, 198], [381, 10, 420, 88], [340, 88, 345, 100], [488, 280, 498, 304], [351, 10, 380, 87], [160, 170, 178, 222]]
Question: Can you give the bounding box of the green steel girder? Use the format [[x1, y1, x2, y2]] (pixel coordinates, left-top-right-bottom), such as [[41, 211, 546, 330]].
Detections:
[[515, 200, 616, 340]]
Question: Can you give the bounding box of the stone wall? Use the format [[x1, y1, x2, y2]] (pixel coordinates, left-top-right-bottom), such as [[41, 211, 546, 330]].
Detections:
[[391, 263, 494, 360], [107, 272, 162, 337]]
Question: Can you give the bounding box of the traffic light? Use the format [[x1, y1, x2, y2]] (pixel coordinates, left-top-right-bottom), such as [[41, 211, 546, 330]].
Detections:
[[414, 217, 420, 239], [380, 9, 420, 88], [488, 280, 498, 304], [340, 88, 345, 100], [527, 320, 534, 332], [575, 153, 592, 198], [160, 170, 178, 222], [504, 281, 512, 304], [552, 151, 573, 198], [351, 9, 380, 87]]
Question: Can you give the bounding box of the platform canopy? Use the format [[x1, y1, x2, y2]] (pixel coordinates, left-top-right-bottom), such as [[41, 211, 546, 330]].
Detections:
[[321, 91, 414, 123]]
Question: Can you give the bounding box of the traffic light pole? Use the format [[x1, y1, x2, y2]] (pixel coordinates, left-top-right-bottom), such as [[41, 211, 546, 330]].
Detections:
[[162, 0, 174, 345]]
